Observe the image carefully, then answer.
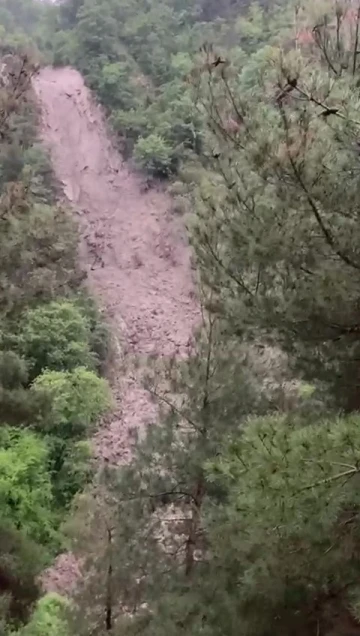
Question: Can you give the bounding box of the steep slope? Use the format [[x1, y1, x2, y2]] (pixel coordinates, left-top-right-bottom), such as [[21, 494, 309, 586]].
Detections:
[[33, 66, 198, 463], [33, 66, 199, 592]]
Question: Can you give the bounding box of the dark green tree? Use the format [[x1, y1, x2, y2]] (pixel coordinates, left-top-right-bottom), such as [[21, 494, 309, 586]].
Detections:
[[202, 411, 360, 636], [0, 523, 44, 631], [68, 311, 276, 634], [191, 0, 360, 410], [0, 184, 81, 317]]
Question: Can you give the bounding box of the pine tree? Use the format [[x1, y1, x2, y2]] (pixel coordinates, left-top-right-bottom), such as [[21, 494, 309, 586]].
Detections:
[[202, 411, 360, 636], [68, 306, 274, 634], [191, 0, 360, 411]]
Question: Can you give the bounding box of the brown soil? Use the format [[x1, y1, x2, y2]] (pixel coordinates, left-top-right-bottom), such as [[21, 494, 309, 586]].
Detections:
[[33, 66, 199, 591]]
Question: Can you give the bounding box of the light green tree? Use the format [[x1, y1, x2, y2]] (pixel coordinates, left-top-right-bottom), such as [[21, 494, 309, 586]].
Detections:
[[32, 366, 111, 439], [12, 593, 70, 636], [0, 427, 55, 545], [18, 300, 95, 379], [134, 133, 174, 177]]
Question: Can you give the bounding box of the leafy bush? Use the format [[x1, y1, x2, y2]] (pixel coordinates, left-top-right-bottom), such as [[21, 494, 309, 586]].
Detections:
[[18, 301, 95, 379], [52, 30, 78, 66], [0, 427, 56, 545], [46, 437, 94, 510], [0, 350, 28, 389], [73, 294, 110, 372], [0, 350, 51, 427], [0, 522, 44, 629], [12, 593, 70, 636], [32, 367, 111, 439], [0, 142, 24, 185], [22, 145, 56, 204], [134, 133, 175, 177], [110, 107, 149, 155], [30, 367, 110, 509], [168, 180, 188, 197], [98, 61, 138, 110], [0, 198, 80, 317]]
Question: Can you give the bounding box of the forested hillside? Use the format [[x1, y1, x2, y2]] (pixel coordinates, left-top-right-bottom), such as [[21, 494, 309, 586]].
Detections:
[[0, 5, 111, 633], [3, 0, 360, 635], [50, 0, 291, 177]]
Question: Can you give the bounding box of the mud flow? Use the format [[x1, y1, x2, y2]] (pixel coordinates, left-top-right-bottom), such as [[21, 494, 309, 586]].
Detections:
[[33, 67, 199, 591]]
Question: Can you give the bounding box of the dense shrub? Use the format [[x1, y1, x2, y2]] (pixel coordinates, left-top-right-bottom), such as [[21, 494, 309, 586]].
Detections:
[[0, 427, 56, 545], [45, 437, 94, 509], [32, 367, 111, 439], [18, 301, 95, 380], [0, 522, 44, 629], [12, 593, 70, 636], [134, 133, 175, 177]]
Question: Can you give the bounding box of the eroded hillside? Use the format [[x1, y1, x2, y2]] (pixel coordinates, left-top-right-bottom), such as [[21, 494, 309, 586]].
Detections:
[[33, 68, 198, 469]]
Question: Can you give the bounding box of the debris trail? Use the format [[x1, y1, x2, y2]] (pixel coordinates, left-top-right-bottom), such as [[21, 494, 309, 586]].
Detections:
[[33, 67, 199, 590]]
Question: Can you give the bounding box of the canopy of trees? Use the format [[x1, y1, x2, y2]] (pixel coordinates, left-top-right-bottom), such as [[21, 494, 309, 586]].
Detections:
[[0, 3, 111, 631], [5, 1, 360, 636], [49, 0, 293, 176]]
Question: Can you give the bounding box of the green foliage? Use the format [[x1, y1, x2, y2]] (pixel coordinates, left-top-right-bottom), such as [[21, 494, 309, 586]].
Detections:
[[54, 3, 360, 635], [0, 350, 51, 428], [191, 6, 360, 411], [7, 2, 360, 636], [46, 438, 94, 510], [0, 190, 81, 318], [69, 320, 273, 634], [32, 367, 111, 439], [0, 350, 27, 389], [73, 294, 110, 372], [12, 593, 70, 636], [134, 134, 175, 177], [21, 145, 57, 204], [0, 427, 56, 545], [0, 11, 113, 636], [201, 413, 360, 635], [98, 61, 139, 110], [0, 523, 44, 630], [52, 30, 79, 66], [46, 0, 288, 177], [110, 107, 149, 153], [24, 363, 109, 510], [17, 300, 95, 379], [48, 0, 221, 174]]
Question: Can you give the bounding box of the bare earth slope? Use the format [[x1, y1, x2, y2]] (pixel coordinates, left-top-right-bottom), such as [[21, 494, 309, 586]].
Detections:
[[33, 66, 198, 462], [33, 66, 199, 591]]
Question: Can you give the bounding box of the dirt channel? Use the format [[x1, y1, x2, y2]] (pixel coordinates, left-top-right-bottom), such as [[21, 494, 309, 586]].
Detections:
[[33, 66, 199, 590]]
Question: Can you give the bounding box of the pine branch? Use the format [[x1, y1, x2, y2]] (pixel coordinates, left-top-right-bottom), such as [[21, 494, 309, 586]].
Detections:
[[301, 459, 357, 471], [294, 84, 360, 127], [312, 25, 340, 75], [299, 467, 360, 492], [201, 230, 254, 295], [353, 5, 360, 76], [279, 104, 360, 271], [202, 314, 215, 415], [145, 382, 201, 433], [127, 488, 197, 505], [327, 322, 360, 336]]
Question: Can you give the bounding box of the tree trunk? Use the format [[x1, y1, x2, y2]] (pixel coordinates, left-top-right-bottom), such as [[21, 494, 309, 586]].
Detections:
[[105, 527, 113, 631], [185, 475, 206, 577]]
